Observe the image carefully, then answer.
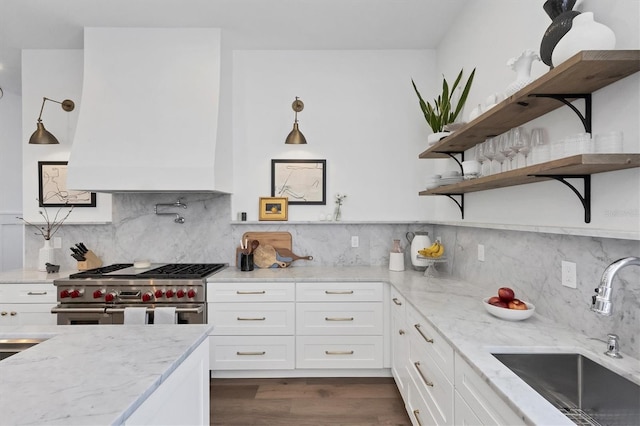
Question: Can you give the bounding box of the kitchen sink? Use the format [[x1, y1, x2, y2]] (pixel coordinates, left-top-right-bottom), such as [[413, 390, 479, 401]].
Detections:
[[0, 338, 46, 361], [493, 353, 640, 426]]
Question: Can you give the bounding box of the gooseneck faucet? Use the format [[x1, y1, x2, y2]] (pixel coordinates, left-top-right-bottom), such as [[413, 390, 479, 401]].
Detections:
[[591, 256, 640, 315]]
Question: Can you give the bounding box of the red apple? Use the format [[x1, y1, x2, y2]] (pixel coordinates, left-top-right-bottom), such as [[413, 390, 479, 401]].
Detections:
[[498, 287, 515, 303], [508, 299, 527, 310], [491, 300, 509, 309], [487, 296, 502, 305]]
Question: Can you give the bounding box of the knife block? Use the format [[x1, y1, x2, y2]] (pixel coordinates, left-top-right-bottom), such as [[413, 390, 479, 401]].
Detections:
[[77, 251, 103, 271]]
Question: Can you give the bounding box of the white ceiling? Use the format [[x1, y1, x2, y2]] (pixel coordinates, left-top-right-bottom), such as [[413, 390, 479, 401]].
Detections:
[[0, 0, 469, 95]]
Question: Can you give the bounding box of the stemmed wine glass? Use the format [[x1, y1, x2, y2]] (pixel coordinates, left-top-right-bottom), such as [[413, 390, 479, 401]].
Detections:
[[496, 134, 513, 172], [508, 127, 529, 168], [482, 137, 497, 175], [474, 143, 486, 177]]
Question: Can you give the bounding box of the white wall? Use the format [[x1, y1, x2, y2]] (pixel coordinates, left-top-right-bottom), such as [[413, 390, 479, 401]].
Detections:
[[434, 0, 640, 234], [231, 50, 439, 221], [21, 50, 112, 224]]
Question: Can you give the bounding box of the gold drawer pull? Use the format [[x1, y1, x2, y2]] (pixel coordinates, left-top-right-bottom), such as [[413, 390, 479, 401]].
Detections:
[[0, 312, 7, 316], [392, 297, 402, 306], [237, 317, 266, 321], [414, 362, 434, 387], [413, 409, 423, 426], [414, 324, 434, 343], [10, 312, 17, 316], [325, 317, 354, 321], [325, 290, 354, 294], [236, 351, 266, 356], [236, 290, 266, 294], [399, 329, 405, 335], [27, 291, 48, 295], [325, 350, 354, 355]]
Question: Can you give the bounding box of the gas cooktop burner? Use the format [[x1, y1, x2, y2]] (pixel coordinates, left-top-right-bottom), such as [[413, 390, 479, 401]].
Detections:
[[69, 263, 227, 279]]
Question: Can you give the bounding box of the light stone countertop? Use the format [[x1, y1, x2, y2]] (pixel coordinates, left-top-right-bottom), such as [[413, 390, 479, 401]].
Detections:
[[208, 265, 640, 426], [0, 268, 76, 283], [0, 324, 212, 425]]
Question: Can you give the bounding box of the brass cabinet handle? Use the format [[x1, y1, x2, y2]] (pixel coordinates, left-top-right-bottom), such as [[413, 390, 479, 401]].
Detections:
[[399, 329, 405, 335], [237, 317, 266, 321], [414, 324, 434, 343], [414, 362, 434, 387], [236, 290, 266, 294], [10, 312, 17, 316], [413, 409, 423, 426], [325, 290, 354, 294], [1, 312, 7, 316], [27, 291, 48, 295], [325, 317, 354, 321], [392, 297, 402, 306], [325, 350, 354, 355], [236, 351, 266, 356]]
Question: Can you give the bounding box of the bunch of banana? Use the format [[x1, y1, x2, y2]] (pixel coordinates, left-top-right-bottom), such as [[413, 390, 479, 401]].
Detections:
[[418, 241, 445, 258]]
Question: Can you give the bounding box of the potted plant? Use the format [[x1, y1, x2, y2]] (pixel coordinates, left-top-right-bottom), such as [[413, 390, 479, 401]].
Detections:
[[411, 68, 475, 144]]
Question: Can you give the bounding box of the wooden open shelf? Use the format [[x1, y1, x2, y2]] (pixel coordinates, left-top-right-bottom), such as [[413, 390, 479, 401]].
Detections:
[[419, 154, 640, 195], [419, 50, 640, 159]]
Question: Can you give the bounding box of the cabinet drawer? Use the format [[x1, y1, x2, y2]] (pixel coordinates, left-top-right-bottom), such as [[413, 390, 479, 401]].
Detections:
[[296, 282, 383, 302], [407, 373, 439, 426], [296, 335, 383, 369], [207, 282, 294, 302], [409, 334, 454, 425], [454, 352, 525, 425], [0, 283, 56, 303], [406, 303, 454, 379], [210, 335, 294, 370], [296, 302, 383, 335], [208, 302, 295, 335]]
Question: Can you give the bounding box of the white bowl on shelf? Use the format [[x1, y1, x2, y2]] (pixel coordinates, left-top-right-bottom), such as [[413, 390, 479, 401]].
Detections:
[[482, 297, 535, 321]]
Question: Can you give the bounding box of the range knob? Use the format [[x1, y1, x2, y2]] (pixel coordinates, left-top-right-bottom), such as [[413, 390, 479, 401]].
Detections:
[[165, 289, 175, 298], [93, 289, 105, 299], [60, 289, 71, 299], [176, 289, 186, 298], [142, 292, 153, 302], [105, 292, 117, 303], [70, 289, 83, 298], [187, 289, 197, 299], [154, 289, 164, 299]]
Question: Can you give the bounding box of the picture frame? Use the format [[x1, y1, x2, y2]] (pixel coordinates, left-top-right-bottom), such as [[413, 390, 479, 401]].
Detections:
[[259, 197, 288, 221], [38, 161, 97, 207], [271, 159, 326, 205]]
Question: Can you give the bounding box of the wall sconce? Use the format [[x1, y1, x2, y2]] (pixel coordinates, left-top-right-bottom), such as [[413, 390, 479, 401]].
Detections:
[[29, 97, 75, 144], [285, 97, 307, 144]]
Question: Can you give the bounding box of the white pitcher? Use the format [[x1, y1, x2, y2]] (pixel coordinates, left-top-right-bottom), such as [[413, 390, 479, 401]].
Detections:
[[406, 231, 432, 270]]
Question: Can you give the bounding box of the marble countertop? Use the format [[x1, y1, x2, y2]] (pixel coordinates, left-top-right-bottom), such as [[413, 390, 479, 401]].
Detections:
[[0, 268, 75, 284], [209, 265, 640, 425], [0, 324, 212, 425]]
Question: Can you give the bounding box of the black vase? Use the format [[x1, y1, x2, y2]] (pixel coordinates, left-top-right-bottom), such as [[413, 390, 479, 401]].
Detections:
[[540, 10, 581, 67]]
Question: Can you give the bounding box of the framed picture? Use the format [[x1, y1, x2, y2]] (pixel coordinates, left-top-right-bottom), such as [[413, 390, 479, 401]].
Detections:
[[259, 197, 288, 221], [38, 161, 97, 207], [271, 159, 326, 205]]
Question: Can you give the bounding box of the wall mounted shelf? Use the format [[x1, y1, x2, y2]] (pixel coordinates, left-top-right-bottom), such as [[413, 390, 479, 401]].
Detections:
[[418, 50, 640, 223]]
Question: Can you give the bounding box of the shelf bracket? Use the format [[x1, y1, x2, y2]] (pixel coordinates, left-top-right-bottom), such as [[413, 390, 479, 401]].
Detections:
[[442, 152, 465, 175], [529, 93, 592, 133], [441, 193, 464, 219], [531, 174, 591, 223]]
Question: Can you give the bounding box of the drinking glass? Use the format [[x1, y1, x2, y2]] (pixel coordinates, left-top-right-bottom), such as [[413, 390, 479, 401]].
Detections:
[[497, 134, 514, 172], [508, 127, 529, 168], [474, 143, 486, 177], [482, 137, 498, 175], [530, 128, 549, 164]]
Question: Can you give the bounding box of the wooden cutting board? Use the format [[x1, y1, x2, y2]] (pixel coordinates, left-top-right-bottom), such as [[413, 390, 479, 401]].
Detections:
[[242, 232, 292, 251], [253, 245, 288, 268]]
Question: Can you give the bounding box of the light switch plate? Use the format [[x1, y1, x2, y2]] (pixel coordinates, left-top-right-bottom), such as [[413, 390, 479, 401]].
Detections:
[[562, 261, 577, 288], [351, 236, 359, 248], [477, 244, 485, 262]]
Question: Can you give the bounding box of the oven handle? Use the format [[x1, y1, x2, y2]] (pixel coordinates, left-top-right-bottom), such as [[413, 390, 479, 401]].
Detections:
[[105, 306, 204, 314], [51, 307, 107, 314]]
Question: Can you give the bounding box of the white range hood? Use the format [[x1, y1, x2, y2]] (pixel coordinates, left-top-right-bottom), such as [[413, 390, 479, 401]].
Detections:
[[68, 27, 230, 193]]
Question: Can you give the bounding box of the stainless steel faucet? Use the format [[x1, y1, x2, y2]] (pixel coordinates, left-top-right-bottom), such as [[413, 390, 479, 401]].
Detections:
[[591, 256, 640, 315], [605, 334, 623, 358]]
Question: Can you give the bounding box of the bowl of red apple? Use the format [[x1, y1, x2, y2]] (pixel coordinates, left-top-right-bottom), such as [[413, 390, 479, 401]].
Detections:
[[482, 287, 535, 321]]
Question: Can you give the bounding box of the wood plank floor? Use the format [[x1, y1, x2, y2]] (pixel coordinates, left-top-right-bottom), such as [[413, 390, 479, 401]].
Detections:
[[210, 377, 412, 425]]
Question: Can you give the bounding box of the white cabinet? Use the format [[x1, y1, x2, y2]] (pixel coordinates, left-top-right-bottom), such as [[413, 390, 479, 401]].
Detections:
[[296, 282, 385, 369], [208, 282, 295, 371], [406, 303, 455, 425], [454, 352, 524, 426], [124, 339, 209, 425], [390, 288, 410, 401], [0, 283, 57, 326]]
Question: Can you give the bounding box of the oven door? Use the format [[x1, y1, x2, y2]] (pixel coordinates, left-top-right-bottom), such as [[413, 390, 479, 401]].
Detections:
[[52, 305, 114, 325], [106, 304, 206, 324]]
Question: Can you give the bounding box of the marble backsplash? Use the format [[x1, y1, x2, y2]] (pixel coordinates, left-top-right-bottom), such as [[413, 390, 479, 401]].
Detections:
[[25, 193, 640, 355]]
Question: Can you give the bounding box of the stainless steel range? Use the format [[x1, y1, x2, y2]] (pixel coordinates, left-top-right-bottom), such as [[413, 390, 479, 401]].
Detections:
[[52, 263, 227, 325]]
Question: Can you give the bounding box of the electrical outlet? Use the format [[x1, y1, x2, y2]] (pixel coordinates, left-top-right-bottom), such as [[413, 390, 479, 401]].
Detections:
[[53, 237, 62, 249], [477, 244, 485, 262], [351, 236, 359, 248], [562, 261, 577, 288]]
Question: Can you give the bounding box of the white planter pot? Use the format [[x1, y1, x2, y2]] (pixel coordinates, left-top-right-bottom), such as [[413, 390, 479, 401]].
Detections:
[[427, 131, 451, 145]]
